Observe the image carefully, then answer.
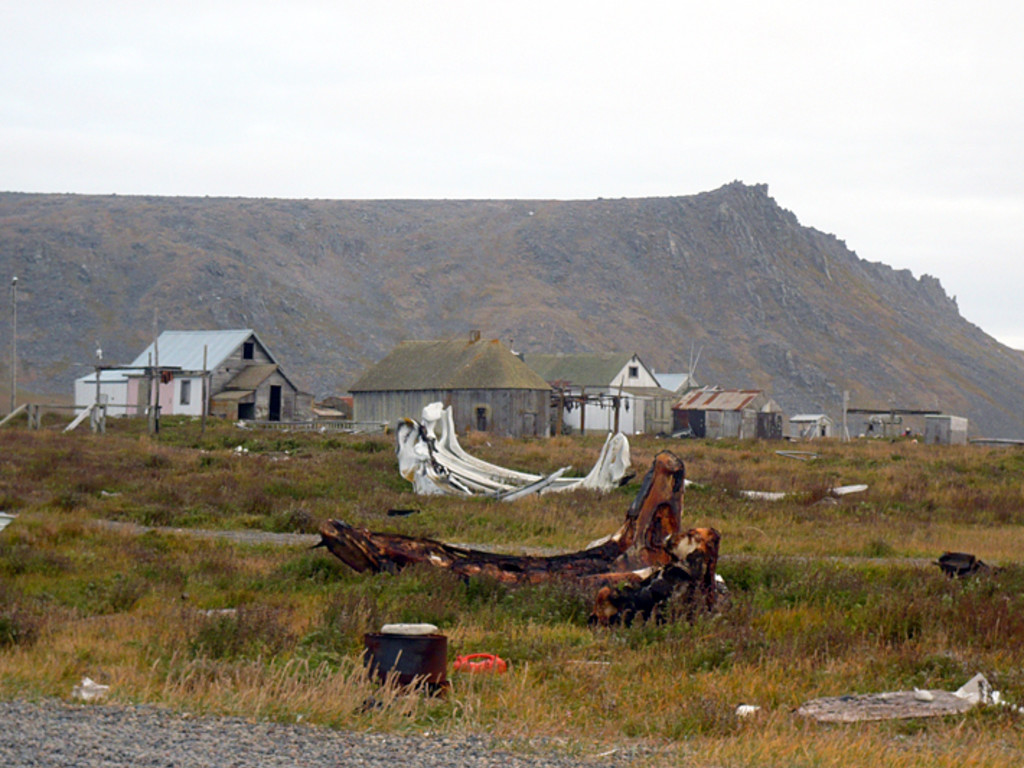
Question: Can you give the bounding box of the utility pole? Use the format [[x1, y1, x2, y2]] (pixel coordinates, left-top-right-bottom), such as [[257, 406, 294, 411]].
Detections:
[[842, 389, 850, 442], [149, 311, 160, 434], [9, 276, 16, 414]]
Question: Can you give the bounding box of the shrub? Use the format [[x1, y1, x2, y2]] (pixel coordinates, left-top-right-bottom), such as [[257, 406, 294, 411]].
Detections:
[[187, 604, 295, 660], [0, 585, 41, 648], [301, 591, 382, 658]]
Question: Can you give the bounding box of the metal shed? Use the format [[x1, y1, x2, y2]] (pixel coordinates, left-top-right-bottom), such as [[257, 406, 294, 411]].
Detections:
[[672, 387, 784, 440]]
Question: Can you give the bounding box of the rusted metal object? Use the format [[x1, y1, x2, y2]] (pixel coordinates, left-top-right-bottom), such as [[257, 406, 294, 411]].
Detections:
[[363, 631, 448, 691], [316, 451, 720, 624], [935, 551, 992, 578]]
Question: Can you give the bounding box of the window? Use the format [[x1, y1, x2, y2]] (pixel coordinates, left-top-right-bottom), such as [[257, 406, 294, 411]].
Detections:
[[628, 365, 639, 378], [179, 379, 191, 405], [242, 341, 255, 360]]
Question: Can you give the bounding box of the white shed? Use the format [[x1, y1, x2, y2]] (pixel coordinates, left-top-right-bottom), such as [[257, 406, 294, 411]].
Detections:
[[789, 413, 835, 439], [73, 368, 133, 416], [924, 415, 969, 445]]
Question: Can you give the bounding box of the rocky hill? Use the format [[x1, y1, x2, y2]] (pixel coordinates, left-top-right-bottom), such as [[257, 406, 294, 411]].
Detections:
[[2, 182, 1022, 437]]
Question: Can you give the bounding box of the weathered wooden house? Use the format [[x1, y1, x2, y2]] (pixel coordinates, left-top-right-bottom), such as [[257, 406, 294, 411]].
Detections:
[[523, 352, 675, 435], [788, 413, 835, 439], [349, 334, 551, 437], [74, 329, 311, 422], [672, 387, 784, 440]]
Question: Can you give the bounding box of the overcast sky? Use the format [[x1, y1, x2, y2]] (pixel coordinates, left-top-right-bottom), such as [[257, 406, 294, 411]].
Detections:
[[3, 1, 1022, 347]]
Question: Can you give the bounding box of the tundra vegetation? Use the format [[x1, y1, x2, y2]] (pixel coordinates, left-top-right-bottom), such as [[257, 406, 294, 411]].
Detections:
[[1, 416, 1023, 767]]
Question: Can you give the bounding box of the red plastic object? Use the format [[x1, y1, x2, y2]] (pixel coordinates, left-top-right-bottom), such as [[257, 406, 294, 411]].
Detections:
[[453, 653, 508, 674]]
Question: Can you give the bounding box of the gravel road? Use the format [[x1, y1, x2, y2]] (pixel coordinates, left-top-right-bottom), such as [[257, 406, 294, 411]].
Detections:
[[0, 699, 632, 768]]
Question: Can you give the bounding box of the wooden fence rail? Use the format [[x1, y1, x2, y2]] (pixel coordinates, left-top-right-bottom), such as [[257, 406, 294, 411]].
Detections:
[[243, 419, 388, 434]]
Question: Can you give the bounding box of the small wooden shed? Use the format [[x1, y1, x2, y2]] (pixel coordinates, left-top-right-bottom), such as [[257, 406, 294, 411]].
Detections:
[[672, 387, 784, 440]]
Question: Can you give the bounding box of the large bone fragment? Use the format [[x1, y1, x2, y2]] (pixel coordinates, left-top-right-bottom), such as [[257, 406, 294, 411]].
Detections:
[[394, 403, 633, 498]]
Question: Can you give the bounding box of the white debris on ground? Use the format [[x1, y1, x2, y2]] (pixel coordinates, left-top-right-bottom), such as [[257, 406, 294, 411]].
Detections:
[[796, 673, 1021, 723], [738, 483, 868, 502], [71, 677, 110, 703]]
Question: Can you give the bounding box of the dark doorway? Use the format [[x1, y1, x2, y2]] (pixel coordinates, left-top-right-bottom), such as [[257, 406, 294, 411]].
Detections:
[[238, 402, 255, 420], [521, 412, 536, 436], [756, 412, 783, 440], [475, 406, 488, 432], [269, 385, 282, 422]]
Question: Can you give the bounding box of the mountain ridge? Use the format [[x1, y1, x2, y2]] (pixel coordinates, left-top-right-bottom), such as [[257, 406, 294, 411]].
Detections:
[[2, 182, 1021, 437]]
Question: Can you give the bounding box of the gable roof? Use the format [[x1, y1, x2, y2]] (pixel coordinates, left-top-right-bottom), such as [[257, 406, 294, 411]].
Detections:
[[654, 372, 699, 394], [225, 363, 278, 390], [129, 329, 269, 371], [350, 338, 551, 392], [523, 353, 635, 388]]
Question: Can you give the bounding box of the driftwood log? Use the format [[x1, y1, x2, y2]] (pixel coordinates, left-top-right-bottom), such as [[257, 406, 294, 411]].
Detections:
[[316, 450, 720, 625]]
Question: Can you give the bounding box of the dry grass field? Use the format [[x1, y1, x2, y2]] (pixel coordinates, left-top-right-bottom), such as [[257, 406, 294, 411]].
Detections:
[[2, 416, 1023, 766]]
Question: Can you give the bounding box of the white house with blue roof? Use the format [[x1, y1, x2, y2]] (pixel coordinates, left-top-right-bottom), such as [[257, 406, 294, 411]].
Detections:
[[74, 329, 310, 421]]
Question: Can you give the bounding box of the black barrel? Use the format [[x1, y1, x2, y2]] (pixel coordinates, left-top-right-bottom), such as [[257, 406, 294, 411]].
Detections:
[[363, 632, 448, 690]]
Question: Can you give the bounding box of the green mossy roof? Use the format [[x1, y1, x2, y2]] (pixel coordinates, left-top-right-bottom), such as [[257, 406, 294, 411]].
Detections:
[[350, 339, 552, 392], [523, 353, 633, 388]]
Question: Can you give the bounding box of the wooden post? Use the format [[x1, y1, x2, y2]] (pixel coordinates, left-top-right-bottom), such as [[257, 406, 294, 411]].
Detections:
[[92, 366, 102, 433], [555, 389, 564, 436], [579, 388, 586, 436], [9, 276, 16, 415], [613, 395, 621, 434], [150, 314, 160, 435], [147, 354, 156, 435], [200, 345, 208, 438], [0, 403, 26, 427], [842, 390, 850, 442]]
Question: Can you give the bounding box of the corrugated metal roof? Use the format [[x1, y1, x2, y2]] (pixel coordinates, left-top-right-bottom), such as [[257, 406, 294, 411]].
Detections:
[[350, 338, 551, 392], [225, 364, 277, 390], [523, 353, 633, 388], [129, 329, 260, 371], [674, 388, 764, 411]]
